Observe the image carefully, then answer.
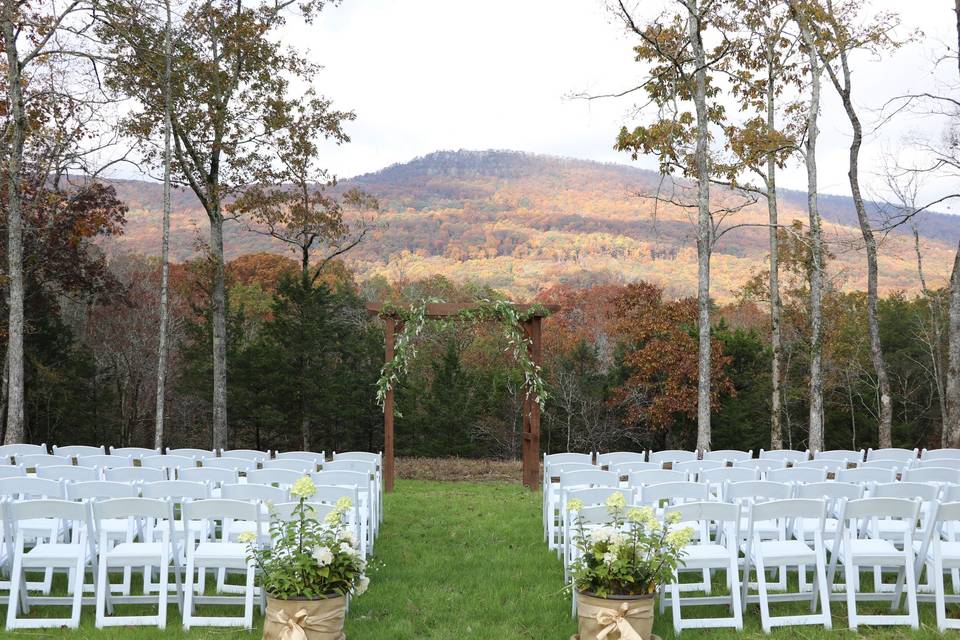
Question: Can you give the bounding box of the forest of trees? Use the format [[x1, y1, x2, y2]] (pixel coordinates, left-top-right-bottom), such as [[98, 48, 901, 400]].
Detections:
[[1, 0, 959, 456]]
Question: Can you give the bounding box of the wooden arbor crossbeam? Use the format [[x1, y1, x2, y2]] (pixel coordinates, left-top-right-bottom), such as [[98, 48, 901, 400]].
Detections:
[[366, 302, 559, 492]]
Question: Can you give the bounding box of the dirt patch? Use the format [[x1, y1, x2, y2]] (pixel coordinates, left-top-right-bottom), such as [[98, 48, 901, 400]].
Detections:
[[396, 457, 523, 482]]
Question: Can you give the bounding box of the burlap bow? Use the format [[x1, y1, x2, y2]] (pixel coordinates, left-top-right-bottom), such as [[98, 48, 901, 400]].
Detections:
[[592, 602, 644, 640], [266, 606, 343, 640]]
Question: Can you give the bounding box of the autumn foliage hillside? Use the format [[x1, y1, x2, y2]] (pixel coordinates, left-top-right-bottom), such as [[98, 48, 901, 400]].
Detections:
[[103, 150, 959, 300]]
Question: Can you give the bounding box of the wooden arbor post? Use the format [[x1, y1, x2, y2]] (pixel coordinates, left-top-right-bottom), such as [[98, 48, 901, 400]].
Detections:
[[367, 302, 557, 492]]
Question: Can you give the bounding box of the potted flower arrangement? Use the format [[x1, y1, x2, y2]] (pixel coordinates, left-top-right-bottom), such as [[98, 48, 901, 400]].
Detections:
[[243, 475, 368, 640], [568, 492, 694, 640]]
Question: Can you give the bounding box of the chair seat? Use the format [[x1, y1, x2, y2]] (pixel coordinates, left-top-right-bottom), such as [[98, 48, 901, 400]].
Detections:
[[23, 543, 84, 565], [226, 520, 268, 540], [194, 542, 247, 561], [682, 543, 731, 567], [841, 539, 908, 565], [752, 539, 816, 564], [104, 542, 165, 564], [924, 541, 960, 568]]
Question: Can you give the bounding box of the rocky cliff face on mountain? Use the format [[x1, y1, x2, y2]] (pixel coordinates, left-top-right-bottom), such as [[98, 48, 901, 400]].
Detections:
[[103, 149, 958, 300]]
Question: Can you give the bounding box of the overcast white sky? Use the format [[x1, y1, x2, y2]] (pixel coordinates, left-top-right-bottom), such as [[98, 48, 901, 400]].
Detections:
[[288, 0, 958, 208]]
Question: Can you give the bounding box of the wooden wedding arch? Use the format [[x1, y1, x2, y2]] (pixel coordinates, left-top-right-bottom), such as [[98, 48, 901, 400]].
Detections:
[[366, 302, 559, 492]]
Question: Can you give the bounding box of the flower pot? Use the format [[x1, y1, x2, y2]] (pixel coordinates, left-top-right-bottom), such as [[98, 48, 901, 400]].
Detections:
[[263, 595, 347, 640], [572, 591, 655, 640]]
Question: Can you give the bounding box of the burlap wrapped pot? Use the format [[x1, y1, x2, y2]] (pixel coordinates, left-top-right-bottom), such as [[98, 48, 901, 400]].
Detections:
[[571, 591, 655, 640], [263, 595, 347, 640]]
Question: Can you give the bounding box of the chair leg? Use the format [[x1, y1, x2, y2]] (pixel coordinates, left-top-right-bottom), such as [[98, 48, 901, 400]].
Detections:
[[70, 554, 85, 628], [755, 554, 771, 634], [95, 559, 108, 628], [730, 558, 743, 631], [159, 553, 169, 630], [183, 554, 196, 631], [244, 562, 256, 629], [905, 555, 919, 629], [671, 570, 682, 635], [815, 548, 832, 629], [6, 552, 22, 629], [844, 559, 858, 631]]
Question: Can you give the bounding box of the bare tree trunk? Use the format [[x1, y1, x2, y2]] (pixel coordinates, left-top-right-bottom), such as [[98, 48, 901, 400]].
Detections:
[[3, 3, 26, 445], [687, 0, 712, 453], [946, 241, 960, 447], [766, 41, 784, 451], [913, 228, 949, 439], [210, 212, 229, 450], [154, 0, 173, 451], [795, 12, 825, 452]]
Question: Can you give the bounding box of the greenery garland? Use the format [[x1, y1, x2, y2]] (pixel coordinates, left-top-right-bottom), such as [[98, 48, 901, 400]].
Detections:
[[375, 298, 552, 417]]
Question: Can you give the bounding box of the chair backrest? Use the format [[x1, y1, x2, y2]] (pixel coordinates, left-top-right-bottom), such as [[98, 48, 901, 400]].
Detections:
[[628, 469, 686, 487], [276, 451, 326, 464], [141, 480, 210, 501], [758, 449, 809, 464], [323, 460, 376, 475], [166, 448, 218, 460], [794, 459, 848, 473], [270, 501, 336, 521], [665, 500, 740, 527], [17, 454, 72, 468], [142, 454, 196, 471], [902, 466, 960, 485], [557, 469, 619, 490], [565, 487, 633, 508], [545, 462, 595, 478], [672, 459, 725, 477], [7, 498, 90, 525], [52, 445, 105, 458], [795, 480, 864, 502], [724, 480, 791, 503], [246, 468, 303, 487], [219, 449, 269, 462], [922, 448, 960, 461], [312, 484, 360, 507], [733, 458, 786, 476], [311, 470, 372, 490], [331, 451, 379, 465], [110, 446, 160, 458], [609, 461, 660, 475], [841, 496, 920, 522], [638, 481, 709, 505], [836, 466, 896, 484], [94, 496, 172, 521], [177, 466, 238, 485], [749, 498, 826, 527], [67, 480, 138, 500], [866, 447, 918, 463], [860, 459, 905, 471], [766, 466, 827, 485], [75, 454, 134, 469], [702, 449, 752, 462], [222, 482, 289, 503], [918, 458, 960, 470], [0, 476, 64, 499], [933, 501, 960, 524], [104, 466, 167, 483], [0, 443, 47, 459], [648, 450, 697, 465], [699, 466, 758, 485], [572, 504, 618, 526], [595, 452, 646, 466], [544, 452, 593, 466], [813, 448, 865, 463], [261, 459, 316, 473], [37, 464, 99, 482], [0, 465, 25, 478], [203, 456, 256, 471], [870, 481, 940, 502]]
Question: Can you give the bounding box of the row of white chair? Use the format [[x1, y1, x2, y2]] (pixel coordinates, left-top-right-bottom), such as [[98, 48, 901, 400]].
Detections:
[[1, 495, 353, 629], [548, 447, 958, 466], [559, 483, 960, 633]]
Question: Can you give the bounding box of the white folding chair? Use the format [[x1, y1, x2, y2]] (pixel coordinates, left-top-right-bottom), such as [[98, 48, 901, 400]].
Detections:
[[703, 449, 752, 463], [560, 487, 632, 584], [649, 450, 697, 467], [861, 459, 907, 473], [627, 469, 686, 490], [105, 466, 167, 484], [331, 451, 383, 523], [828, 497, 920, 630], [595, 452, 646, 467], [76, 454, 134, 470], [663, 501, 743, 633], [866, 447, 918, 463], [276, 451, 325, 464], [4, 499, 96, 629], [312, 470, 376, 553], [794, 459, 849, 477], [0, 444, 47, 463], [544, 452, 593, 466], [917, 500, 960, 630], [323, 459, 380, 535], [260, 458, 316, 473], [794, 481, 864, 564], [0, 477, 67, 594], [93, 498, 180, 628], [837, 466, 896, 486], [741, 499, 832, 632], [53, 445, 105, 459], [246, 468, 303, 488], [638, 481, 709, 510], [608, 461, 659, 475], [141, 481, 210, 594], [673, 459, 725, 481], [725, 480, 793, 590], [37, 465, 99, 482], [814, 449, 865, 464], [551, 470, 619, 552], [110, 446, 160, 458], [733, 458, 786, 479], [917, 458, 960, 470], [869, 482, 940, 593], [203, 457, 257, 472], [903, 467, 960, 485], [699, 467, 758, 499], [142, 454, 197, 479], [923, 449, 960, 461], [182, 499, 259, 629], [166, 448, 218, 460], [758, 449, 809, 465], [766, 466, 827, 486], [178, 466, 238, 491], [0, 465, 26, 478], [67, 481, 140, 596], [219, 449, 269, 463], [543, 462, 597, 540], [17, 454, 72, 469], [312, 485, 365, 557]]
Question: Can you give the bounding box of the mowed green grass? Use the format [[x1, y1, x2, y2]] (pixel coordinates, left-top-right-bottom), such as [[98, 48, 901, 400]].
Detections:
[[0, 480, 957, 639]]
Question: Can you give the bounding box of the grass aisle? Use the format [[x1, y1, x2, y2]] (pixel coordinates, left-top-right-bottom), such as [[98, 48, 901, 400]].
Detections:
[[345, 480, 573, 639]]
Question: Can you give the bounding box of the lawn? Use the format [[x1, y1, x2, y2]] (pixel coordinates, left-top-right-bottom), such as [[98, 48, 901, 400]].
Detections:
[[0, 480, 956, 639]]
